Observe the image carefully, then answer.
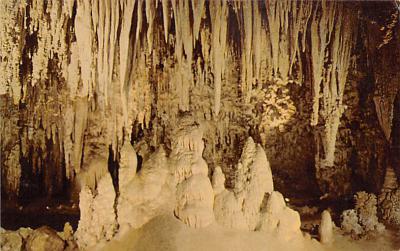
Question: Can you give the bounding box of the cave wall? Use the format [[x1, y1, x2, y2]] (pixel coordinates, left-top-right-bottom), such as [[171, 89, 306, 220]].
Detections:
[[1, 0, 399, 201]]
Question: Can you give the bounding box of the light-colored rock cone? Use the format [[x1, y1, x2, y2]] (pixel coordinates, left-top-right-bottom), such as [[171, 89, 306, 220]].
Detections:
[[319, 210, 333, 244]]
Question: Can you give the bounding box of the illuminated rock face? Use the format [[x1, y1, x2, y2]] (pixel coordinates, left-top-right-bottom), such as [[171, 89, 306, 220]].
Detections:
[[258, 191, 301, 238], [0, 0, 399, 208], [213, 137, 274, 231], [172, 116, 215, 228], [73, 114, 306, 248]]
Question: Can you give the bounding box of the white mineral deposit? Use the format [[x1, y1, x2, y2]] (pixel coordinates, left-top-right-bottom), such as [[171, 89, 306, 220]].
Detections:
[[1, 1, 399, 250]]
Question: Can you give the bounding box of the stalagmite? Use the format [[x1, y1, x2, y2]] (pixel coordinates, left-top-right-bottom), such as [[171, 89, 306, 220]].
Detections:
[[117, 147, 172, 233], [259, 191, 302, 239], [319, 210, 334, 244], [2, 145, 21, 197], [212, 166, 225, 195], [1, 2, 400, 249], [172, 116, 215, 228], [214, 137, 274, 231]]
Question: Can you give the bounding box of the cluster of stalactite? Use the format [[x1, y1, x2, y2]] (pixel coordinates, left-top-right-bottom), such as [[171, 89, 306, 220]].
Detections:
[[311, 2, 358, 192], [1, 0, 398, 199]]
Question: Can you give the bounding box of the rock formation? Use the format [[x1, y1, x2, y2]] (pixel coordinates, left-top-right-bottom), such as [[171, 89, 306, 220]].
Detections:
[[258, 191, 302, 239], [172, 116, 215, 228], [1, 0, 398, 202], [0, 226, 77, 251], [341, 191, 385, 239], [1, 0, 400, 250], [319, 210, 333, 244], [213, 137, 274, 231], [379, 188, 400, 227]]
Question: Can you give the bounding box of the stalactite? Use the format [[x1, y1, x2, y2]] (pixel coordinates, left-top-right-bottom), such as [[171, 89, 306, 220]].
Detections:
[[162, 0, 170, 43], [1, 0, 390, 201], [209, 0, 228, 117], [75, 0, 94, 98], [265, 0, 288, 81], [171, 0, 192, 111], [252, 0, 262, 81], [119, 0, 136, 130], [310, 0, 337, 126], [146, 0, 155, 53], [319, 4, 356, 168], [265, 0, 312, 82], [241, 0, 253, 103], [73, 98, 89, 175], [0, 0, 25, 104], [191, 0, 205, 45]]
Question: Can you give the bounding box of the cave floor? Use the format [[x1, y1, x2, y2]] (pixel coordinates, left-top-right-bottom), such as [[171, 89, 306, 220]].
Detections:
[[1, 196, 399, 250], [1, 197, 79, 231]]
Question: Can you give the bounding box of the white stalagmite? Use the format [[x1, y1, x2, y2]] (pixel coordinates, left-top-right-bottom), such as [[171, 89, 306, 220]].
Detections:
[[172, 116, 215, 228], [76, 159, 117, 248], [259, 191, 302, 239], [234, 137, 274, 230], [213, 137, 274, 231], [319, 210, 334, 244], [75, 186, 96, 248], [212, 166, 225, 195], [117, 147, 173, 234]]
